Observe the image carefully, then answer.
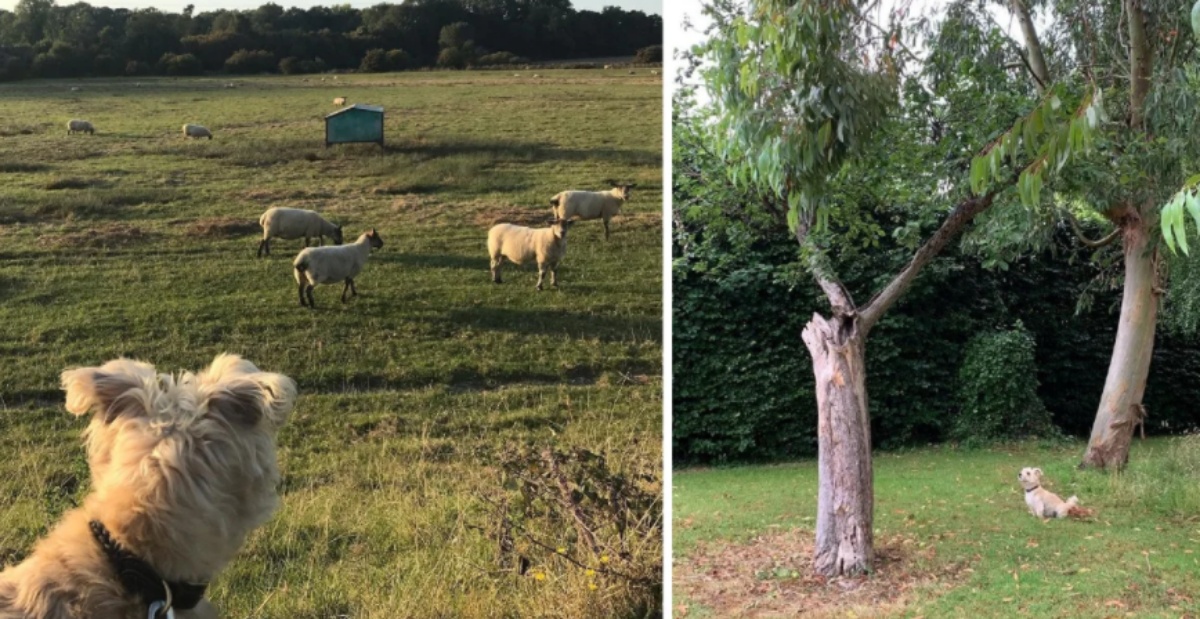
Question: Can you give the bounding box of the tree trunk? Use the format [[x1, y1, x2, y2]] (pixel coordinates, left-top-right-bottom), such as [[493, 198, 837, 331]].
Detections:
[[803, 313, 873, 577], [1081, 211, 1159, 469]]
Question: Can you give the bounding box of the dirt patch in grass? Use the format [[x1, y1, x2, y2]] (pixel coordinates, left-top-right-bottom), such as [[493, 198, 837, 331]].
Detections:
[[44, 177, 109, 190], [187, 216, 260, 237], [674, 529, 968, 618], [0, 162, 51, 173], [471, 204, 552, 228], [37, 224, 155, 249]]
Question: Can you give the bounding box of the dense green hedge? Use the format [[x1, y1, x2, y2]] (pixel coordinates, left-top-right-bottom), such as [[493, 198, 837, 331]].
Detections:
[[673, 231, 1200, 464]]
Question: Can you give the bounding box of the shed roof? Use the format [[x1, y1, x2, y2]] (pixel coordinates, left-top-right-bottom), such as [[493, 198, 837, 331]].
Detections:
[[325, 104, 384, 118]]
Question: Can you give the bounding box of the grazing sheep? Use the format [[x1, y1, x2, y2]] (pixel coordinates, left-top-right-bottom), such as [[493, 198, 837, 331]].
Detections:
[[258, 207, 344, 258], [628, 70, 636, 75], [69, 86, 80, 92], [488, 219, 573, 290], [333, 96, 347, 105], [533, 74, 541, 78], [66, 119, 94, 135], [182, 124, 212, 140], [604, 64, 613, 69], [549, 182, 636, 240], [650, 70, 659, 75], [293, 229, 383, 308]]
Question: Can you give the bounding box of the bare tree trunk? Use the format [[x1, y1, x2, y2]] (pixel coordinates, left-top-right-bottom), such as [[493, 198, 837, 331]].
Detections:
[[802, 313, 872, 576], [788, 183, 1004, 577], [1081, 210, 1159, 469]]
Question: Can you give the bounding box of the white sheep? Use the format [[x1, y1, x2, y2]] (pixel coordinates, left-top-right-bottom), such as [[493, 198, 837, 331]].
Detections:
[[650, 70, 659, 76], [333, 96, 346, 105], [548, 182, 636, 240], [69, 86, 80, 92], [487, 219, 573, 290], [182, 124, 212, 140], [604, 64, 613, 69], [293, 229, 383, 308], [66, 119, 94, 135], [258, 207, 344, 257]]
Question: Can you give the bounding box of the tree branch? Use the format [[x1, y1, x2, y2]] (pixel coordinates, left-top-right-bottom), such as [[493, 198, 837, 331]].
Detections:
[[1009, 0, 1050, 92], [857, 176, 1016, 334], [1125, 0, 1151, 130], [1063, 209, 1121, 248], [791, 200, 857, 317]]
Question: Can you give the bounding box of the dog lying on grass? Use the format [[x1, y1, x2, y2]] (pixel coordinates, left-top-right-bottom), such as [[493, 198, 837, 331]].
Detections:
[[1018, 467, 1094, 519], [0, 354, 296, 619]]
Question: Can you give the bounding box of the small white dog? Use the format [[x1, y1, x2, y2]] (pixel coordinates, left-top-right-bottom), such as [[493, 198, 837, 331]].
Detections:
[[1017, 467, 1090, 519], [0, 354, 296, 619]]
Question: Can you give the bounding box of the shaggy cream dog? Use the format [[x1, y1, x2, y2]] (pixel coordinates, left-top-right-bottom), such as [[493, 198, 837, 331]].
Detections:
[[1018, 467, 1090, 519], [0, 354, 296, 619]]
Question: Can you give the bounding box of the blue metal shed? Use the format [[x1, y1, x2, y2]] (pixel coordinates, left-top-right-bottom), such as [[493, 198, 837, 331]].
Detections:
[[324, 104, 384, 148]]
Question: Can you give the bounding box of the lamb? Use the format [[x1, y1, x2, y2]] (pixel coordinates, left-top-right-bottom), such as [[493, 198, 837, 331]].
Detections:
[[333, 96, 347, 105], [258, 207, 344, 258], [293, 229, 384, 308], [548, 181, 636, 240], [66, 119, 94, 135], [182, 123, 212, 140], [487, 219, 573, 290]]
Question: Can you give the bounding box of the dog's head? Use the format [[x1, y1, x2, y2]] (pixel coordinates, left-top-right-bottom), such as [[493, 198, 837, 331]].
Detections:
[[60, 354, 296, 573], [1018, 467, 1044, 490]]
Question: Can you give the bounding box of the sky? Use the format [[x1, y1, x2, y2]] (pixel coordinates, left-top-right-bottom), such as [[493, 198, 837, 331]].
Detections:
[[0, 0, 660, 13]]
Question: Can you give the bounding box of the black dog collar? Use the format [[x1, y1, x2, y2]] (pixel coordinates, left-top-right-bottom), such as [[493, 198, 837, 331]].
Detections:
[[1024, 485, 1040, 493], [88, 520, 208, 615]]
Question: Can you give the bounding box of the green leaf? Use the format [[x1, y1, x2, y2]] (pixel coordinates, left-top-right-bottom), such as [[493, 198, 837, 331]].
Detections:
[[1163, 192, 1183, 255], [1193, 1, 1200, 40], [1185, 191, 1200, 254]]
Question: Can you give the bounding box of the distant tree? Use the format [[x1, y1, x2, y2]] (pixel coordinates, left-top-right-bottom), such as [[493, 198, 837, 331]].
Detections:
[[124, 59, 150, 75], [359, 47, 386, 72], [278, 55, 300, 74], [477, 51, 522, 65], [438, 21, 473, 50], [436, 46, 472, 69], [634, 44, 660, 64], [384, 48, 409, 70], [157, 51, 201, 75], [224, 48, 273, 73]]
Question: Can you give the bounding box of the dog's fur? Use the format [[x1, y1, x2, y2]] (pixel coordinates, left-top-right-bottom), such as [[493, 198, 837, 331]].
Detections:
[[1018, 467, 1091, 519], [0, 354, 296, 619]]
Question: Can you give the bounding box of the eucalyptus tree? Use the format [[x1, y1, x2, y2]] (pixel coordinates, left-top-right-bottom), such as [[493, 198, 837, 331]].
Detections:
[[690, 0, 1102, 576], [972, 0, 1200, 469]]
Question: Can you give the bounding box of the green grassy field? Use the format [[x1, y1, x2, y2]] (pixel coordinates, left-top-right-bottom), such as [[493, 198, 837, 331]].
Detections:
[[674, 438, 1200, 618], [0, 70, 662, 618]]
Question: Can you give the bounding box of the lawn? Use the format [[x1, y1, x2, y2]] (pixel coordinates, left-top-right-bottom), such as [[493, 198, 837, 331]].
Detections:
[[0, 69, 662, 618], [674, 438, 1200, 618]]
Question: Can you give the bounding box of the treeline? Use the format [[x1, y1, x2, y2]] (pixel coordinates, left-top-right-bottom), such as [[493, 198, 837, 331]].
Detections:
[[0, 0, 662, 81]]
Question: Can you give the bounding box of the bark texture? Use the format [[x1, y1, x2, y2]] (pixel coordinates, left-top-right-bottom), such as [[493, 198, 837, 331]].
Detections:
[[1081, 211, 1159, 469], [1010, 0, 1049, 92], [802, 314, 872, 576]]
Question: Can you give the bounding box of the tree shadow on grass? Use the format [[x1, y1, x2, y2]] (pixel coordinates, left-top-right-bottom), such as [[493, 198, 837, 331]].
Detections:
[[443, 306, 661, 345], [384, 137, 659, 167], [382, 253, 486, 271]]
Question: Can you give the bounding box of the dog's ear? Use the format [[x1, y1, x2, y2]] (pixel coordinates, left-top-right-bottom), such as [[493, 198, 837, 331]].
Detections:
[[61, 361, 151, 423], [207, 372, 297, 428], [1034, 468, 1043, 476]]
